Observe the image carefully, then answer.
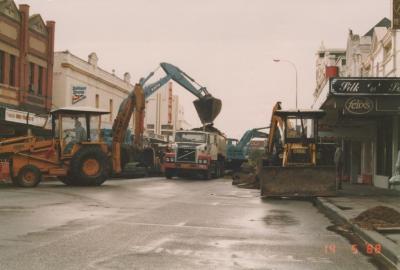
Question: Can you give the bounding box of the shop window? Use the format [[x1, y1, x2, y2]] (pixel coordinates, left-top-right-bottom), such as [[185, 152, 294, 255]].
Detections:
[[9, 55, 16, 87], [38, 66, 43, 95], [29, 62, 35, 92], [376, 118, 392, 176], [0, 51, 4, 84]]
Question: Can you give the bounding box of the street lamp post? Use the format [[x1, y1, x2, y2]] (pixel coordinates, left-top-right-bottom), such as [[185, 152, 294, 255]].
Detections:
[[273, 59, 298, 109]]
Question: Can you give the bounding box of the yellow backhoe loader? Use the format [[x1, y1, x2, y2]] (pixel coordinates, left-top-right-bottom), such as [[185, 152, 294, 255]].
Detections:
[[257, 102, 336, 197]]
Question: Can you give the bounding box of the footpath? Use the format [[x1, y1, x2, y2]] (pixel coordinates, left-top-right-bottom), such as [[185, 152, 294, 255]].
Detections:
[[316, 183, 400, 269]]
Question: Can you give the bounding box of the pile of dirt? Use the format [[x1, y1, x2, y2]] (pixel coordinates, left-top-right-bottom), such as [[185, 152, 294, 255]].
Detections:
[[191, 124, 225, 136], [232, 163, 259, 189], [351, 206, 400, 230]]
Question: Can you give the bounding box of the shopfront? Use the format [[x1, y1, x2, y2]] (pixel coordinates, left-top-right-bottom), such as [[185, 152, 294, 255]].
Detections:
[[319, 78, 400, 189], [0, 107, 51, 137]]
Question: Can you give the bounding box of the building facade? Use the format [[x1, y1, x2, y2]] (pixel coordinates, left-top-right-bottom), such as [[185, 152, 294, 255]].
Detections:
[[313, 17, 400, 190], [314, 44, 346, 99], [52, 51, 133, 130], [144, 82, 190, 140], [0, 1, 55, 136]]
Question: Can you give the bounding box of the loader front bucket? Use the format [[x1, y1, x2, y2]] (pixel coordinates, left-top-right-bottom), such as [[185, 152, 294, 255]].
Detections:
[[257, 166, 336, 197], [193, 95, 222, 124]]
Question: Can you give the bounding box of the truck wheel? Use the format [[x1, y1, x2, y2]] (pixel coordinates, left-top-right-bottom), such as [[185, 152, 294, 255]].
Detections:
[[219, 161, 225, 177], [15, 165, 42, 187], [203, 169, 212, 180], [215, 165, 221, 178], [69, 146, 109, 186], [165, 169, 174, 179]]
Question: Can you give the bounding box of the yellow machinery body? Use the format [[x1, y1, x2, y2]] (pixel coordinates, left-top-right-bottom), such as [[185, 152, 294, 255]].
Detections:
[[258, 103, 336, 197]]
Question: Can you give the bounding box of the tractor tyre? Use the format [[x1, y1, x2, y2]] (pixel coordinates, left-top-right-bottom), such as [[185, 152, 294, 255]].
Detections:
[[165, 169, 174, 179], [69, 146, 109, 186], [58, 176, 73, 186], [142, 148, 155, 168], [15, 165, 42, 187]]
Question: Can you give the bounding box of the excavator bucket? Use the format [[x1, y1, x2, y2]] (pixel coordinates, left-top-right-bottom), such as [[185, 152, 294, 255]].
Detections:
[[193, 95, 222, 124], [257, 165, 336, 197]]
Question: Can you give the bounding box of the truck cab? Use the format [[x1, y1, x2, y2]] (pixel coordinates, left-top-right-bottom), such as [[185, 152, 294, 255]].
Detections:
[[164, 130, 226, 179]]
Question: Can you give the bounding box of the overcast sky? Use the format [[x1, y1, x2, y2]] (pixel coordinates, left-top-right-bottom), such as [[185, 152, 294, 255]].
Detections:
[[17, 0, 390, 138]]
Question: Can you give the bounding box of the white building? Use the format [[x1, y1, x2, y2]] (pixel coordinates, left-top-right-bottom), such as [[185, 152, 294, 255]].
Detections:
[[52, 51, 134, 130], [314, 44, 346, 99], [313, 17, 400, 190], [144, 82, 190, 139]]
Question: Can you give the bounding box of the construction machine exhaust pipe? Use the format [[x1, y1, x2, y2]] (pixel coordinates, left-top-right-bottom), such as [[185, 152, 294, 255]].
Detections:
[[193, 95, 222, 124]]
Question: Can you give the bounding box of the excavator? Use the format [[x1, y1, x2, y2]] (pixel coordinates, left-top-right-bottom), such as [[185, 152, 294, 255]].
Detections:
[[226, 127, 268, 170], [0, 62, 222, 187], [112, 62, 223, 175], [257, 102, 336, 197]]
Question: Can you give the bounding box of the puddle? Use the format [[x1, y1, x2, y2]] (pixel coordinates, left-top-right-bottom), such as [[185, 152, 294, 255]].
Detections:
[[263, 213, 299, 226], [0, 206, 26, 212]]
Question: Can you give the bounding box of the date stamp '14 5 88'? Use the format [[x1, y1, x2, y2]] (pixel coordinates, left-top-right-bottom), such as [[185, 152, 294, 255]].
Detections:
[[324, 243, 382, 255]]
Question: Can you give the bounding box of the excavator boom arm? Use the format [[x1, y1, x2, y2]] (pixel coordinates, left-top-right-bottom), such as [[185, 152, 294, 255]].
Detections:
[[160, 62, 208, 98], [111, 84, 145, 174], [266, 102, 284, 154], [236, 127, 268, 150]]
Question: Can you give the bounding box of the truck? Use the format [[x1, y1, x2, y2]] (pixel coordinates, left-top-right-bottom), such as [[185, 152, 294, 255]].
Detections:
[[110, 62, 222, 177], [163, 127, 227, 179]]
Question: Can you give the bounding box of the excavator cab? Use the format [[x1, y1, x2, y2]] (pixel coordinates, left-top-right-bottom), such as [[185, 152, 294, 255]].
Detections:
[[275, 110, 324, 166]]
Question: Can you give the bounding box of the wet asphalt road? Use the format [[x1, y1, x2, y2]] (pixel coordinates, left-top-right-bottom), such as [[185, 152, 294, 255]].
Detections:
[[0, 177, 386, 270]]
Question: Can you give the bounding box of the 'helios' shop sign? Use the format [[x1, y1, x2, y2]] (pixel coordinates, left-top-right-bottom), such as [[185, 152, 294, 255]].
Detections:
[[72, 86, 87, 104], [344, 97, 374, 115]]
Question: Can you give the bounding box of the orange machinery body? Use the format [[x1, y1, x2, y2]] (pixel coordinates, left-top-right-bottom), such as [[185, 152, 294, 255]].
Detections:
[[0, 136, 108, 179], [111, 84, 145, 174]]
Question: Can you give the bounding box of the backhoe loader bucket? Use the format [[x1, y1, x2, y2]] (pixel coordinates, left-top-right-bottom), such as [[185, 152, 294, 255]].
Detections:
[[257, 165, 336, 197], [193, 95, 222, 124]]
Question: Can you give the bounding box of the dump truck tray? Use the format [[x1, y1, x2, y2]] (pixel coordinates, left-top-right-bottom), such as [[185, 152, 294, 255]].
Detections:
[[258, 165, 336, 197]]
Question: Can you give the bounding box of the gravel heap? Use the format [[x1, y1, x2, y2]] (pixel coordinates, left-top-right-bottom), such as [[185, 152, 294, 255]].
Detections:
[[351, 205, 400, 230], [191, 124, 225, 136]]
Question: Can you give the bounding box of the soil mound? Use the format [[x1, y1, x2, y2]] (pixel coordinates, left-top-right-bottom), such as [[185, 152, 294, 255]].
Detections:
[[192, 124, 225, 136], [351, 206, 400, 229]]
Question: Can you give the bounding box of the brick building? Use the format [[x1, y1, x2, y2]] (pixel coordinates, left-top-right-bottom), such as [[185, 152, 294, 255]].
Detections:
[[0, 0, 55, 136]]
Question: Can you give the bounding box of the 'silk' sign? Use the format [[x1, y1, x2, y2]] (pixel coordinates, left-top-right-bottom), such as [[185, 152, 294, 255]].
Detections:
[[330, 78, 400, 95]]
